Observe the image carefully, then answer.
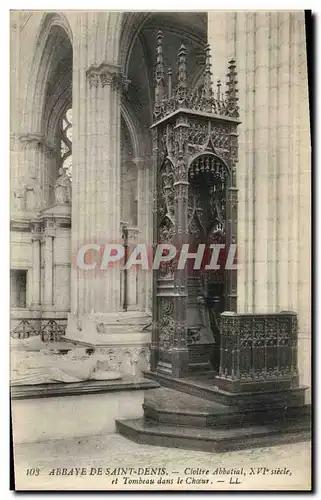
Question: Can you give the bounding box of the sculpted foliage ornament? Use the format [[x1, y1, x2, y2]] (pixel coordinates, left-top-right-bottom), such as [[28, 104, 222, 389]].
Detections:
[[160, 298, 174, 316], [158, 315, 175, 349], [86, 63, 130, 93]]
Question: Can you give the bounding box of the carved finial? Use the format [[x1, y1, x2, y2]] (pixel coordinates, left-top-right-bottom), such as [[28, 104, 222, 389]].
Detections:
[[155, 31, 165, 106], [226, 59, 239, 117], [203, 43, 213, 111], [217, 79, 221, 100], [167, 67, 172, 98], [204, 44, 213, 96], [177, 44, 188, 91]]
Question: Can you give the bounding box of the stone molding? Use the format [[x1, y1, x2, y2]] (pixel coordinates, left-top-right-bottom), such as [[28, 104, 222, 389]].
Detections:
[[19, 133, 56, 155], [86, 62, 130, 92], [37, 205, 71, 236], [132, 157, 150, 170], [30, 221, 42, 241], [10, 216, 32, 232], [11, 376, 157, 401], [19, 133, 44, 149]]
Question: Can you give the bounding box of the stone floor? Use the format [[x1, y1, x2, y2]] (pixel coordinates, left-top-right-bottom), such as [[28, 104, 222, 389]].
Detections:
[[14, 433, 311, 491]]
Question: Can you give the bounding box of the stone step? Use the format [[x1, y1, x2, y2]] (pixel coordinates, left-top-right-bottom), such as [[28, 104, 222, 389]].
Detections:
[[116, 417, 311, 454], [143, 387, 311, 429], [143, 371, 307, 409]]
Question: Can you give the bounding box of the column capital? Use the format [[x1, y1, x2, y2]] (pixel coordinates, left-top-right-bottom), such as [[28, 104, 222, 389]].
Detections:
[[127, 226, 139, 242], [86, 62, 130, 93]]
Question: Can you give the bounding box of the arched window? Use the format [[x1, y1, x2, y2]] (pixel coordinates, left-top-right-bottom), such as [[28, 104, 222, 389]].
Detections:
[[60, 107, 72, 179]]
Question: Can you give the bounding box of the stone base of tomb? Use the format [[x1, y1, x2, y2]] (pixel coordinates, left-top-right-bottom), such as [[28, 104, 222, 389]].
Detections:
[[11, 375, 159, 444], [117, 312, 311, 452], [64, 311, 152, 376], [117, 375, 311, 453]]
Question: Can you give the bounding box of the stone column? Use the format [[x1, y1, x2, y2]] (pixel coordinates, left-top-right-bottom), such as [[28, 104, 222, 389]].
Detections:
[[30, 223, 42, 309], [42, 141, 58, 208], [233, 12, 247, 313], [43, 220, 55, 310], [85, 63, 128, 314], [133, 156, 152, 312], [276, 12, 291, 311], [296, 13, 311, 396], [71, 62, 128, 316], [253, 12, 270, 312], [208, 11, 311, 401], [67, 42, 131, 341], [207, 11, 228, 82], [209, 12, 308, 315], [126, 227, 139, 310]]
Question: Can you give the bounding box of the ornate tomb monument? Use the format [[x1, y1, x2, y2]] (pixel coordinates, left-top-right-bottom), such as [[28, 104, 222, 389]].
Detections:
[[116, 32, 311, 452]]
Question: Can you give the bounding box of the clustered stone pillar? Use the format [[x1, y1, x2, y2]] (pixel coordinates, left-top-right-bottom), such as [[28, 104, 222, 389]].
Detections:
[[208, 11, 310, 315], [133, 156, 152, 312], [84, 63, 128, 313], [208, 11, 311, 399], [70, 53, 129, 325]]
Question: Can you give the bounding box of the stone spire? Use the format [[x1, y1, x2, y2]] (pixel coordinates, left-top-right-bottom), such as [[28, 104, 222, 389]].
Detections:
[[226, 59, 239, 117], [203, 44, 213, 100], [177, 43, 188, 92], [155, 31, 165, 107]]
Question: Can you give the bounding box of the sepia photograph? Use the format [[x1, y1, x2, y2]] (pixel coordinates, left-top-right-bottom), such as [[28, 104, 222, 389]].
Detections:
[[9, 9, 312, 491]]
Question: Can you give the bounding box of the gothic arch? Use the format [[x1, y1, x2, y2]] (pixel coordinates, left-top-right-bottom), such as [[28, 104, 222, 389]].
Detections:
[[45, 72, 72, 142], [120, 101, 147, 159], [188, 151, 231, 179], [22, 12, 73, 136], [120, 12, 151, 74]]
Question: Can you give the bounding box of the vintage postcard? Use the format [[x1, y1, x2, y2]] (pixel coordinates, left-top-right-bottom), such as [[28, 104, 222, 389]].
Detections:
[[10, 10, 312, 491]]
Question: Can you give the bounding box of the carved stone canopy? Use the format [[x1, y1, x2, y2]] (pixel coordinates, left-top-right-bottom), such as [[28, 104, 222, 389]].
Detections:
[[150, 32, 241, 378], [152, 31, 239, 124]]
